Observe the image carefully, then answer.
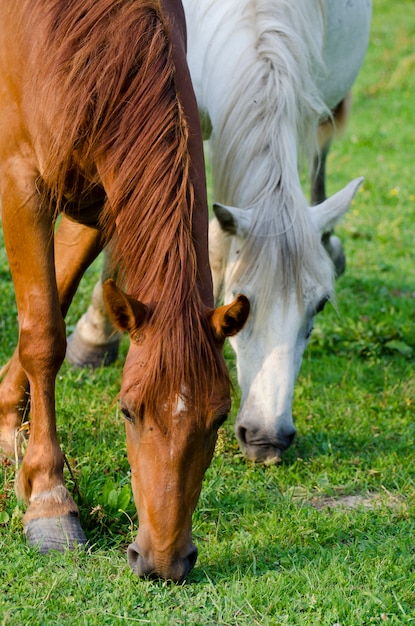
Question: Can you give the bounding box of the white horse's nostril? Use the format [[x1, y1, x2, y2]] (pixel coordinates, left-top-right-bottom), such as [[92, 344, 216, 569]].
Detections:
[[236, 423, 297, 460], [237, 426, 248, 445]]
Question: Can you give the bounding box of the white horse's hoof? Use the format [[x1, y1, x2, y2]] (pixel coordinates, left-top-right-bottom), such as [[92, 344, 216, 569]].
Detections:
[[66, 330, 120, 368]]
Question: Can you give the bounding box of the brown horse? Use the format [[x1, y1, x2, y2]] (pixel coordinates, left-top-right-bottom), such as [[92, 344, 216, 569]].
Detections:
[[0, 0, 249, 581]]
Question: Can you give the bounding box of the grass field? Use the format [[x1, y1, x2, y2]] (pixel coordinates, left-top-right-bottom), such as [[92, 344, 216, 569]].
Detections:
[[1, 1, 415, 623]]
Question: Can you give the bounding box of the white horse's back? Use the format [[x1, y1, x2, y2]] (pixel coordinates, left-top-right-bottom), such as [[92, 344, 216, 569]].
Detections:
[[319, 0, 372, 108], [185, 0, 256, 131], [186, 0, 371, 126]]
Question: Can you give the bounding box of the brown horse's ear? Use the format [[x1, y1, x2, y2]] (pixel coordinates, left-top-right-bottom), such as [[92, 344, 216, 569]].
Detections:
[[209, 294, 250, 342], [103, 279, 147, 334]]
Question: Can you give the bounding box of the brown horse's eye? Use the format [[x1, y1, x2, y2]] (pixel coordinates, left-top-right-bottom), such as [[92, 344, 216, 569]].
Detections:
[[215, 413, 229, 428], [121, 405, 134, 423]]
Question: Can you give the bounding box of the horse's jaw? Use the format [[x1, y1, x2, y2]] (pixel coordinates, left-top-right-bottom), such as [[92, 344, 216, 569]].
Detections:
[[230, 322, 301, 464]]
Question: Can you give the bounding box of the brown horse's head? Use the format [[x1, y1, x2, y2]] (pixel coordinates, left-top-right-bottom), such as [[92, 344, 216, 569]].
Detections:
[[103, 279, 249, 582]]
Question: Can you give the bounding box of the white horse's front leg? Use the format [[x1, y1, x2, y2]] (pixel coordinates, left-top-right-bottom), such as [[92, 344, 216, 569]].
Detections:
[[66, 250, 121, 368], [208, 216, 229, 304]]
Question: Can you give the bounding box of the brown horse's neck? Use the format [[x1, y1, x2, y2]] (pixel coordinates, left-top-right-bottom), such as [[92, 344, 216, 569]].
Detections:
[[161, 0, 213, 308], [26, 0, 221, 418]]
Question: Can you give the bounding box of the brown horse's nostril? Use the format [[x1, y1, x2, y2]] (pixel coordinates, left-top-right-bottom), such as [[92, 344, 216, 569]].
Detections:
[[127, 542, 198, 582], [127, 542, 149, 577], [186, 545, 198, 574]]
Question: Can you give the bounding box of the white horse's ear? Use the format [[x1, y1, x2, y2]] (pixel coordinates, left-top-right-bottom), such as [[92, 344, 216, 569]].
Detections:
[[310, 177, 363, 235], [213, 202, 254, 237]]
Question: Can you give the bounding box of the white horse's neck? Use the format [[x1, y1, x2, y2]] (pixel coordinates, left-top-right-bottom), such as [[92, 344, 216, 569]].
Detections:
[[185, 0, 330, 312], [186, 0, 327, 209], [185, 0, 371, 207], [184, 0, 371, 314]]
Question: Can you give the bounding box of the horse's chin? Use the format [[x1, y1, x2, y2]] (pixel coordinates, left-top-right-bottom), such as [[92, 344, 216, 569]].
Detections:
[[240, 443, 283, 465], [236, 422, 296, 464], [127, 541, 198, 583]]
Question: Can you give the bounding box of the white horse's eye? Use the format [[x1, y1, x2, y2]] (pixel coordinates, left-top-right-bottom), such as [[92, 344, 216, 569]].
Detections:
[[305, 324, 314, 341], [315, 295, 330, 315]]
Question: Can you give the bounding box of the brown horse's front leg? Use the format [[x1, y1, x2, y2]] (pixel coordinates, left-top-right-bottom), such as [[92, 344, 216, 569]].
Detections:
[[1, 182, 102, 551], [2, 188, 79, 549], [66, 248, 122, 369], [54, 214, 105, 318], [0, 216, 104, 461]]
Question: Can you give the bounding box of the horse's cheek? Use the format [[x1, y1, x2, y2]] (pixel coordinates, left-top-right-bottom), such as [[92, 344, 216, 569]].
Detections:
[[124, 422, 143, 507]]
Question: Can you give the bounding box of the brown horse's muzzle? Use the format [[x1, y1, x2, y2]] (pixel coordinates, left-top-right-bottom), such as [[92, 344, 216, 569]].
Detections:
[[127, 541, 198, 583]]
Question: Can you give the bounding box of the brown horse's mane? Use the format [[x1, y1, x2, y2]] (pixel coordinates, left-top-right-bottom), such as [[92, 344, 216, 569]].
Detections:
[[30, 0, 228, 419]]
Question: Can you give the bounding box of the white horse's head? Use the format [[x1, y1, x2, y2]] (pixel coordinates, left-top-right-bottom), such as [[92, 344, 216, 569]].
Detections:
[[212, 178, 362, 464]]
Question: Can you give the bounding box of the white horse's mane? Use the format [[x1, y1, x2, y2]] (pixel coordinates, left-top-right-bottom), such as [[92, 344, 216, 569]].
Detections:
[[211, 0, 333, 314]]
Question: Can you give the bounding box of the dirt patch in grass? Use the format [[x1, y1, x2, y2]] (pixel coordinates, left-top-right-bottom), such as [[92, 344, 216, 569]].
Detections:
[[309, 491, 405, 511]]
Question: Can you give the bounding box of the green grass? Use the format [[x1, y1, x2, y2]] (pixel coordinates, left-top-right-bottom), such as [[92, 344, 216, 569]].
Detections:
[[1, 1, 415, 623]]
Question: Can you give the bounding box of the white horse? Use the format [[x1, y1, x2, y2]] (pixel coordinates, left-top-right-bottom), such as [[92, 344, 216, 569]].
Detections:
[[67, 0, 372, 463]]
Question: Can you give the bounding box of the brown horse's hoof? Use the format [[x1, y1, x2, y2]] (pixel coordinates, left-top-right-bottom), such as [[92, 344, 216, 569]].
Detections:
[[25, 513, 87, 553], [66, 330, 120, 369]]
